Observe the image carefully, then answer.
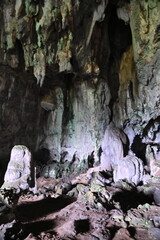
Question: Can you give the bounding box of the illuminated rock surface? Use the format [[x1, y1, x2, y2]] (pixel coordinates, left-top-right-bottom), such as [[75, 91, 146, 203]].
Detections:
[[1, 145, 36, 192], [0, 0, 160, 239]]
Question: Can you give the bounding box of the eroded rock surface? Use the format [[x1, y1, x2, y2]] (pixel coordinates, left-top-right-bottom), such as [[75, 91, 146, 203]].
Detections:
[[0, 0, 160, 239], [0, 165, 159, 240], [0, 0, 111, 167], [100, 123, 127, 171], [113, 154, 144, 185], [1, 145, 36, 193]]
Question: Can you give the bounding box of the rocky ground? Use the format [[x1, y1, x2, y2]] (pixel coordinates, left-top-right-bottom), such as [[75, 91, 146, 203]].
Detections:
[[0, 169, 160, 240]]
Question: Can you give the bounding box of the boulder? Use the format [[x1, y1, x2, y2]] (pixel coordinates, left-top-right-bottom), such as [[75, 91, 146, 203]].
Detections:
[[113, 154, 144, 185]]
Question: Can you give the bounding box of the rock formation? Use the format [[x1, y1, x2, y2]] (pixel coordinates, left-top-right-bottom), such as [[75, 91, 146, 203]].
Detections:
[[1, 145, 36, 194], [100, 122, 127, 171], [113, 154, 144, 185]]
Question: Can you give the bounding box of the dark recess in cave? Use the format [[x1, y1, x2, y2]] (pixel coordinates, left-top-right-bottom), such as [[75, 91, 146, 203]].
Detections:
[[107, 2, 132, 118], [15, 39, 25, 71], [132, 116, 160, 163], [34, 148, 50, 165], [143, 116, 160, 139], [22, 220, 55, 236], [113, 190, 153, 212], [74, 219, 90, 234], [131, 135, 147, 163]]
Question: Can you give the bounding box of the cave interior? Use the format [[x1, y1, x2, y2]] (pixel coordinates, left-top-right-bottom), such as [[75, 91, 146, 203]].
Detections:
[[0, 0, 160, 239]]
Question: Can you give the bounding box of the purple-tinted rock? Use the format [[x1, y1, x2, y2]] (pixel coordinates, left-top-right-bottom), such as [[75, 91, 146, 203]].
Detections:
[[153, 188, 160, 206], [100, 123, 127, 171], [1, 145, 36, 193], [113, 154, 144, 185]]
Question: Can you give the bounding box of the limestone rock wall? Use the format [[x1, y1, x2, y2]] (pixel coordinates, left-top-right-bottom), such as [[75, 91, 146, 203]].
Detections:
[[40, 79, 110, 163], [113, 0, 160, 130], [0, 0, 111, 165], [0, 0, 160, 175]]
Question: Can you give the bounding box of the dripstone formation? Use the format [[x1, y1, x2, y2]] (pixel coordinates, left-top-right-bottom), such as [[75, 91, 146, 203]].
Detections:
[[0, 0, 160, 239]]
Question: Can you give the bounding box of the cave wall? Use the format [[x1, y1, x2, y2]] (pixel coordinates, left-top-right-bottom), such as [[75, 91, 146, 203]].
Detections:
[[113, 0, 160, 130], [0, 0, 111, 165], [0, 0, 160, 173]]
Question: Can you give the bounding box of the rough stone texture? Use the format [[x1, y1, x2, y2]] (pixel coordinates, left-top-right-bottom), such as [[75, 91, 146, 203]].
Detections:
[[0, 1, 159, 170], [153, 188, 160, 206], [145, 145, 160, 177], [0, 67, 41, 160], [113, 154, 144, 185], [112, 228, 134, 240], [1, 145, 36, 192], [0, 0, 159, 178], [0, 0, 111, 169], [0, 168, 159, 239], [0, 1, 160, 239], [113, 0, 160, 131], [40, 79, 110, 164], [100, 122, 127, 171]]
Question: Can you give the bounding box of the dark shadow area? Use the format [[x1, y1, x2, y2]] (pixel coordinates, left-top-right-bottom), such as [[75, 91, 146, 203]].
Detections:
[[4, 221, 25, 240], [33, 148, 50, 165], [15, 39, 25, 71], [22, 220, 55, 235], [123, 133, 130, 157], [107, 1, 132, 118], [0, 159, 8, 187], [143, 116, 160, 141], [15, 195, 76, 221], [128, 227, 136, 238], [4, 220, 57, 240], [131, 135, 146, 163], [107, 226, 120, 240], [74, 219, 90, 234], [0, 205, 14, 225], [99, 170, 113, 179], [112, 190, 153, 212], [88, 151, 95, 168]]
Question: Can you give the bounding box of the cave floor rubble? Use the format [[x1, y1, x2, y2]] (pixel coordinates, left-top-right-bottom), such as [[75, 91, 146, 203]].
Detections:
[[0, 171, 160, 240]]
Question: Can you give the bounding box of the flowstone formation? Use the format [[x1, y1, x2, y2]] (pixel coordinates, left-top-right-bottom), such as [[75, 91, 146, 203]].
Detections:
[[0, 0, 160, 239], [100, 122, 127, 171], [0, 145, 36, 206], [2, 145, 36, 191]]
